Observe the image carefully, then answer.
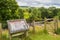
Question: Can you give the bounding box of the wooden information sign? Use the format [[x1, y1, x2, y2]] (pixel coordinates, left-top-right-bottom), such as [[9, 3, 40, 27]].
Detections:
[[7, 19, 29, 40]]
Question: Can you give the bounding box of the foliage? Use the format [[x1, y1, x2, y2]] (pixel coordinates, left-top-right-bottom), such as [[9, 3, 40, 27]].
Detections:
[[23, 7, 60, 23], [2, 30, 60, 40], [0, 0, 60, 28], [0, 0, 20, 28], [54, 28, 60, 34]]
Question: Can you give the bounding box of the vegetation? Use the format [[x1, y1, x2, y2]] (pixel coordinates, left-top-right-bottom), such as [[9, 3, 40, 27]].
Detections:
[[0, 0, 20, 28], [1, 0, 60, 40], [0, 0, 60, 28], [2, 28, 60, 40]]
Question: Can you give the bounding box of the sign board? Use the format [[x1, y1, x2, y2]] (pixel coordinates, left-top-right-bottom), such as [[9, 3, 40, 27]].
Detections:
[[7, 19, 29, 34]]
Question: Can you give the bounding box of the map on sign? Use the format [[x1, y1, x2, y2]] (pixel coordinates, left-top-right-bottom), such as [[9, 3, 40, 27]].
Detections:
[[7, 19, 29, 33]]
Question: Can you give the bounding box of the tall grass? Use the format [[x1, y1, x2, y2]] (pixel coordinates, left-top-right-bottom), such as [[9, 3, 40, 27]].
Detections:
[[2, 30, 60, 40]]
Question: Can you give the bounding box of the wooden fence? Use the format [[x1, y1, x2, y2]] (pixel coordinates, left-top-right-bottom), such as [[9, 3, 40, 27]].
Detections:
[[31, 17, 59, 33]]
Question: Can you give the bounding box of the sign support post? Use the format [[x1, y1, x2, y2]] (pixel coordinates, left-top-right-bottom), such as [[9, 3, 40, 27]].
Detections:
[[0, 23, 2, 40]]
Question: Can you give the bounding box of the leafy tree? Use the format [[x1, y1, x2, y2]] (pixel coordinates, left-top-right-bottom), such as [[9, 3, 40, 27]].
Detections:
[[47, 7, 57, 18], [0, 0, 19, 28], [40, 7, 48, 19]]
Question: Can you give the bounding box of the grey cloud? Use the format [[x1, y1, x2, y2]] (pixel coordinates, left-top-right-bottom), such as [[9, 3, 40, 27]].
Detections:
[[16, 0, 60, 7]]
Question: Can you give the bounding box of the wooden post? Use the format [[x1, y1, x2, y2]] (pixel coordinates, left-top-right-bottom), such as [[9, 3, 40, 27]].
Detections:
[[9, 35, 12, 40], [24, 31, 28, 40], [0, 23, 2, 39], [54, 17, 56, 32], [56, 16, 59, 31], [44, 17, 47, 30], [32, 21, 35, 33], [44, 17, 47, 33], [54, 16, 58, 33], [57, 17, 58, 30]]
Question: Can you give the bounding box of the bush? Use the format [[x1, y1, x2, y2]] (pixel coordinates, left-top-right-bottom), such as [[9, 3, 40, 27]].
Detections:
[[54, 28, 60, 34]]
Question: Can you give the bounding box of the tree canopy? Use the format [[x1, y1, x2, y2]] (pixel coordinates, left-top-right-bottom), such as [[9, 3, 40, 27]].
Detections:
[[0, 0, 60, 28], [0, 0, 19, 21]]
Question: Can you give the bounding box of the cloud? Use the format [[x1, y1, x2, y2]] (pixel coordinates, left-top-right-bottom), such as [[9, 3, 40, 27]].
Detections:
[[16, 0, 60, 8], [17, 2, 28, 6]]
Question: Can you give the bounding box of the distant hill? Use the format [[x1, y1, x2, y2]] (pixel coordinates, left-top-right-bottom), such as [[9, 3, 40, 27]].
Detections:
[[20, 6, 30, 9], [19, 6, 38, 9]]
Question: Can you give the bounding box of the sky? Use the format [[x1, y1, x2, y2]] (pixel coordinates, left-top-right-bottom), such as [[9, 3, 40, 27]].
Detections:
[[16, 0, 60, 8]]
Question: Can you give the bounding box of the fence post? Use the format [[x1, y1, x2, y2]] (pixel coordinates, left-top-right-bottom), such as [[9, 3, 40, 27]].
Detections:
[[0, 23, 2, 39], [44, 17, 47, 33], [56, 16, 59, 31], [44, 17, 47, 30], [32, 21, 35, 33], [54, 16, 58, 33]]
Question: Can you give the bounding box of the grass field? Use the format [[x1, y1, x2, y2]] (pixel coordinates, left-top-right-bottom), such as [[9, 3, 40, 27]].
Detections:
[[2, 27, 60, 40], [1, 21, 60, 40], [2, 30, 60, 40]]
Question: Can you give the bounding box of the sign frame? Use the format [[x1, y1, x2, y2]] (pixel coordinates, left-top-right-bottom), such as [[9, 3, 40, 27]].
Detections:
[[7, 19, 29, 40]]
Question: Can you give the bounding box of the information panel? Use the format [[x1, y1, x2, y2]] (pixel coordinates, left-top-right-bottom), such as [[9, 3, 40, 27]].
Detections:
[[7, 19, 29, 33]]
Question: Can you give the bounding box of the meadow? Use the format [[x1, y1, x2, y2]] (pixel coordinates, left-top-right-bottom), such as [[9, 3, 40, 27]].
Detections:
[[2, 24, 60, 40]]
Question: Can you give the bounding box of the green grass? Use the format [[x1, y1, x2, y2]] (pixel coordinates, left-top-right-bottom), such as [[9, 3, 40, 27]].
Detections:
[[2, 30, 60, 40], [29, 33, 57, 40], [28, 31, 59, 40]]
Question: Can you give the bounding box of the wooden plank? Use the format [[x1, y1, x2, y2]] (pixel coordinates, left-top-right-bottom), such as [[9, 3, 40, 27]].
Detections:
[[0, 23, 2, 39]]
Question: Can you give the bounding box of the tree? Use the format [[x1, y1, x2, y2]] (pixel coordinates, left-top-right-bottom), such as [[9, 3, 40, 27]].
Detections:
[[0, 0, 19, 28], [28, 8, 40, 33], [47, 7, 57, 18], [39, 7, 48, 19]]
